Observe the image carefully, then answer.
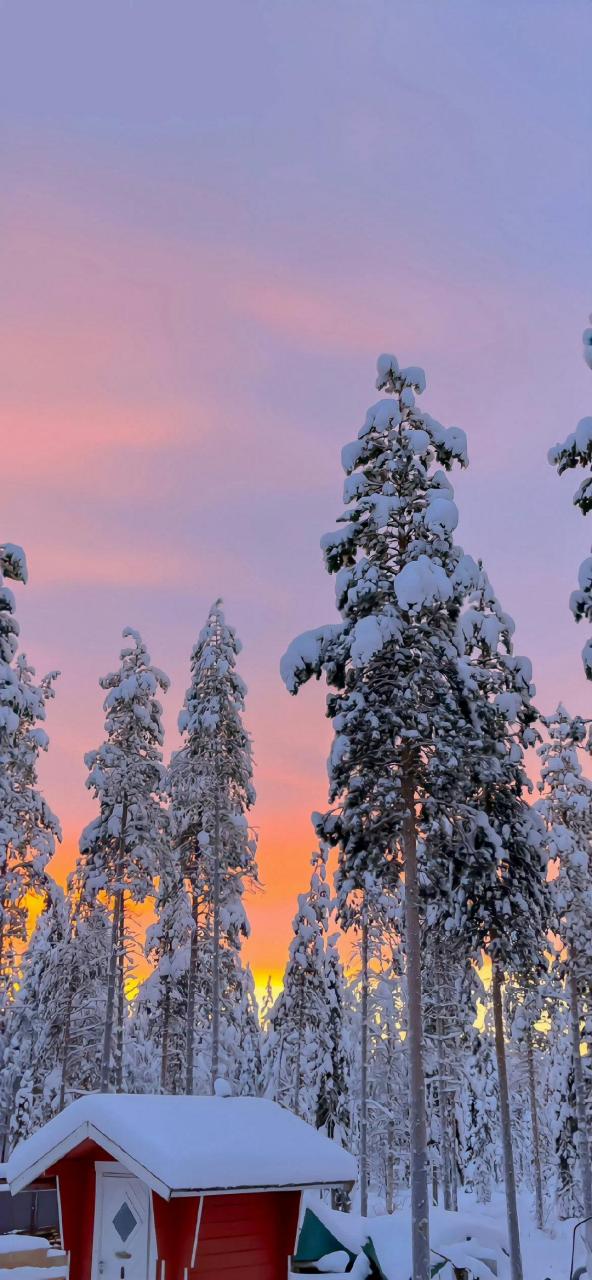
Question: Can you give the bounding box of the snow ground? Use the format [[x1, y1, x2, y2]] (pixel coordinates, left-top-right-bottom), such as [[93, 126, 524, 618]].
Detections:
[[301, 1189, 582, 1280]]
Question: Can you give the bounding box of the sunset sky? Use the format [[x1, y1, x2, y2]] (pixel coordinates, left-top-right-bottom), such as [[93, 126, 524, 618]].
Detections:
[[2, 0, 591, 994]]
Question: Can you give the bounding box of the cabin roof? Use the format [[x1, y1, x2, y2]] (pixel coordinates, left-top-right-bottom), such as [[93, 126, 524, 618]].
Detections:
[[6, 1095, 357, 1201]]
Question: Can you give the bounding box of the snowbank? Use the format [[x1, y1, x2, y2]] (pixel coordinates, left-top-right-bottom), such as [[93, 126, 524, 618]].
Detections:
[[301, 1191, 580, 1280]]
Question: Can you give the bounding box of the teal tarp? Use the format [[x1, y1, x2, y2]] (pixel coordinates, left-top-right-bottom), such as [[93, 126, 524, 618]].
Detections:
[[294, 1207, 357, 1268]]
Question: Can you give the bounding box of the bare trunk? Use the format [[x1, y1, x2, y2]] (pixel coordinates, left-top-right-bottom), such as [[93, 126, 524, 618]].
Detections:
[[359, 904, 369, 1217], [568, 957, 592, 1247], [386, 1117, 396, 1214], [211, 787, 221, 1093], [491, 963, 523, 1280], [435, 952, 453, 1211], [100, 798, 127, 1092], [525, 1025, 544, 1230], [115, 892, 125, 1092], [402, 769, 430, 1280], [185, 892, 199, 1094]]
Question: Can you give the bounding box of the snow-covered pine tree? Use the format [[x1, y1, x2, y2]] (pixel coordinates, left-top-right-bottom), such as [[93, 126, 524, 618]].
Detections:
[[537, 705, 592, 1236], [548, 318, 592, 675], [1, 881, 71, 1148], [170, 601, 257, 1094], [76, 629, 169, 1092], [281, 353, 501, 1278], [265, 846, 333, 1123]]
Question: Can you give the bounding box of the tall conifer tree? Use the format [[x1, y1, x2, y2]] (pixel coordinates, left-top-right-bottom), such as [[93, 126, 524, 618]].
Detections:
[[76, 629, 169, 1091], [548, 318, 592, 675], [537, 706, 592, 1237], [170, 601, 257, 1093], [281, 353, 494, 1279]]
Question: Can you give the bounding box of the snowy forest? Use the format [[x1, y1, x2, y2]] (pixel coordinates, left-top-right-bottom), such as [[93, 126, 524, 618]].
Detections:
[[2, 325, 592, 1280]]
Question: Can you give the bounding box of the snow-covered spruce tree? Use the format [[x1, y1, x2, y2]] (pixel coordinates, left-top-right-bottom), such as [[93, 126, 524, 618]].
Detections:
[[422, 925, 468, 1211], [351, 930, 408, 1214], [545, 969, 583, 1219], [426, 554, 551, 1280], [265, 846, 333, 1123], [548, 319, 592, 675], [1, 881, 71, 1147], [537, 706, 592, 1234], [0, 655, 60, 1022], [0, 544, 60, 1155], [463, 1023, 500, 1204], [137, 838, 194, 1092], [76, 629, 169, 1092], [169, 601, 257, 1094], [505, 978, 549, 1229], [58, 893, 112, 1106], [344, 883, 399, 1215], [280, 353, 506, 1275], [316, 930, 351, 1147], [0, 614, 60, 1024]]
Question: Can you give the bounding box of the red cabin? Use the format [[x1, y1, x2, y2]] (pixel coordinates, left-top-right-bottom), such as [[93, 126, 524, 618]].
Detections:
[[6, 1094, 356, 1280]]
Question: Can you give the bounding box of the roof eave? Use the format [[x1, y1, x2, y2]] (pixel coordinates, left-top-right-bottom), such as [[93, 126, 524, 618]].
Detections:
[[169, 1177, 357, 1197]]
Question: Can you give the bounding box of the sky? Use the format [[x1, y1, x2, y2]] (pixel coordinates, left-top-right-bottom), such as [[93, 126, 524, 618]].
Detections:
[[1, 0, 591, 994]]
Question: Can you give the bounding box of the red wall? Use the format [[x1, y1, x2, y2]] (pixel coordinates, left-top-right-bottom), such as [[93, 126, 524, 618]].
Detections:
[[153, 1189, 301, 1280], [48, 1142, 115, 1280]]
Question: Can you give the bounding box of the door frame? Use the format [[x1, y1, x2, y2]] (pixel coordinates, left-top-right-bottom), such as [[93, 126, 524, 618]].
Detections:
[[91, 1162, 156, 1280]]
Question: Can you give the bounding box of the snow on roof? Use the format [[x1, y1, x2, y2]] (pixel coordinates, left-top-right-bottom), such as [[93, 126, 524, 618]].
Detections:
[[7, 1094, 357, 1200]]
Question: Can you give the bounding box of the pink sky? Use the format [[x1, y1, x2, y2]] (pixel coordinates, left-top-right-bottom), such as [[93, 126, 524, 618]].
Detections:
[[2, 0, 591, 989]]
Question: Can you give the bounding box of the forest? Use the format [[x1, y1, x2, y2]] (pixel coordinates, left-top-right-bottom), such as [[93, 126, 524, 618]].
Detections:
[[1, 333, 592, 1280]]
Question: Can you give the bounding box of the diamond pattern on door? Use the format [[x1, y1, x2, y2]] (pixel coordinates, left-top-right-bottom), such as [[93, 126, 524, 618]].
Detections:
[[112, 1201, 137, 1243]]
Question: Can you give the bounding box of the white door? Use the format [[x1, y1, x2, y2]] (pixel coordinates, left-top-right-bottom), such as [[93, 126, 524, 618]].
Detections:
[[95, 1174, 152, 1280]]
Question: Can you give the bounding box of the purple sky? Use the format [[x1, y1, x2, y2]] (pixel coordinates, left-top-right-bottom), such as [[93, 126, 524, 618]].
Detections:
[[1, 0, 591, 984]]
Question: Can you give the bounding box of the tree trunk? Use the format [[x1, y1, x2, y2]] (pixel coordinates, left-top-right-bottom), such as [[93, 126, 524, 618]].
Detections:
[[185, 892, 199, 1095], [386, 1117, 396, 1214], [100, 798, 127, 1092], [211, 787, 222, 1094], [568, 957, 592, 1250], [448, 1091, 459, 1212], [115, 892, 125, 1092], [402, 769, 430, 1280], [525, 1025, 544, 1230], [359, 904, 369, 1217], [491, 963, 523, 1280], [435, 951, 453, 1211]]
